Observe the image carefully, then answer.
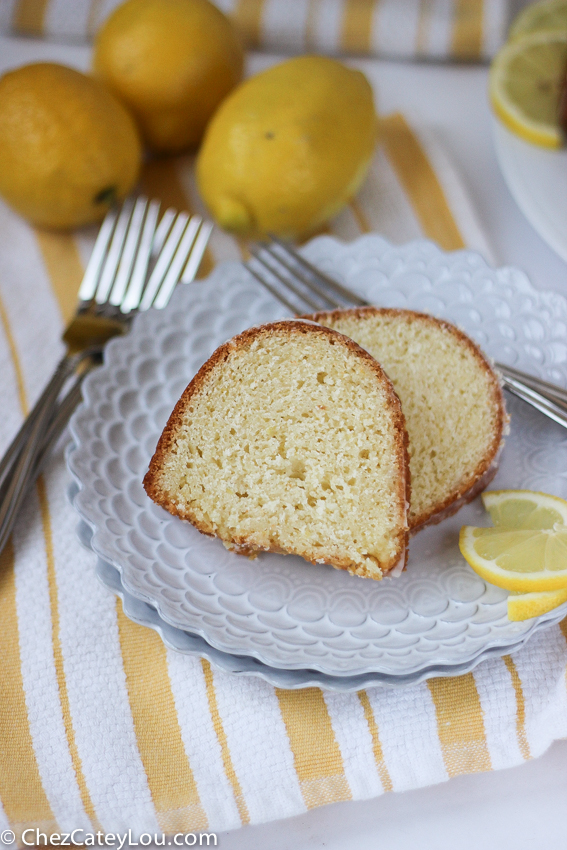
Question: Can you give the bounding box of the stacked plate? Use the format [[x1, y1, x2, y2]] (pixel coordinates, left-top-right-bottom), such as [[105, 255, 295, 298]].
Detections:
[[67, 235, 567, 691], [493, 118, 567, 265]]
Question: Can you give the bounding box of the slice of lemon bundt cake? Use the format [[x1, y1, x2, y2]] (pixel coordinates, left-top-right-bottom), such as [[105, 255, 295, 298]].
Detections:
[[144, 320, 410, 579], [306, 308, 507, 532]]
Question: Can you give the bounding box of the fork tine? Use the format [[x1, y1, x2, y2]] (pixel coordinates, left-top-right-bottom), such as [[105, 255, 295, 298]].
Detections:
[[95, 197, 135, 303], [181, 220, 213, 283], [109, 196, 148, 306], [152, 215, 201, 310], [245, 263, 299, 314], [139, 212, 189, 310], [249, 247, 327, 311], [259, 243, 339, 309], [152, 207, 177, 256], [120, 199, 160, 314], [78, 206, 119, 302], [268, 236, 367, 307]]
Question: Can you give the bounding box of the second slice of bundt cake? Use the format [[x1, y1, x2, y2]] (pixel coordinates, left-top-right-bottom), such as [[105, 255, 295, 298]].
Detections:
[[306, 308, 507, 532]]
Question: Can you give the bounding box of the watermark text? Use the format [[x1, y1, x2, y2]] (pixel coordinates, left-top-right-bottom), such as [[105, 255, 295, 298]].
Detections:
[[17, 830, 217, 847]]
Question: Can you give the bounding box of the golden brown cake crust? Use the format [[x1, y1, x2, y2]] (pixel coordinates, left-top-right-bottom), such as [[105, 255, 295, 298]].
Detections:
[[143, 319, 411, 577], [304, 307, 507, 532]]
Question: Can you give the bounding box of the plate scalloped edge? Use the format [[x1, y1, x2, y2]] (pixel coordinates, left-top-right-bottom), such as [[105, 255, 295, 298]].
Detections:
[[66, 234, 567, 679], [77, 516, 558, 693], [98, 554, 560, 692]]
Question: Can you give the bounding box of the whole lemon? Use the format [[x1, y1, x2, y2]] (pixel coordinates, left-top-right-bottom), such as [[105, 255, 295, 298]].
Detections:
[[93, 0, 244, 153], [196, 56, 377, 240], [0, 63, 141, 229]]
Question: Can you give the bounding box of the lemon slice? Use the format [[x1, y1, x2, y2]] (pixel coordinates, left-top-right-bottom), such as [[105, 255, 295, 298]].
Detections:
[[489, 31, 567, 147], [461, 489, 567, 613], [482, 489, 567, 529], [459, 523, 567, 591], [507, 588, 567, 620], [484, 490, 567, 618], [509, 0, 567, 42]]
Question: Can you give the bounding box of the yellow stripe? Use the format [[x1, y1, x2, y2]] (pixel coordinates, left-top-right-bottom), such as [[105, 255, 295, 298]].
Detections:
[[0, 290, 55, 835], [275, 688, 351, 808], [416, 0, 434, 55], [201, 659, 250, 825], [380, 112, 466, 251], [140, 159, 194, 218], [1, 279, 95, 833], [0, 291, 28, 415], [305, 0, 320, 49], [236, 238, 251, 262], [231, 0, 265, 48], [1, 286, 100, 828], [357, 691, 393, 792], [35, 231, 85, 327], [451, 0, 483, 60], [116, 607, 208, 832], [503, 655, 531, 761], [0, 539, 58, 840], [427, 674, 491, 777], [350, 198, 372, 234], [140, 158, 214, 279], [306, 222, 333, 239], [39, 476, 101, 829], [12, 0, 49, 34], [86, 0, 104, 39], [341, 0, 377, 54]]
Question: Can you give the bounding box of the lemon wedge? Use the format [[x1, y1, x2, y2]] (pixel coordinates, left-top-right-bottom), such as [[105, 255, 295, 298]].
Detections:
[[482, 489, 567, 528], [509, 0, 567, 42], [459, 524, 567, 591], [489, 31, 567, 148], [507, 588, 567, 620], [461, 490, 567, 617]]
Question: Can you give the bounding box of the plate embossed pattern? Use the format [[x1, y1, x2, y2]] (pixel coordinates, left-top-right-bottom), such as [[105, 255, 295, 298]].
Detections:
[[68, 503, 559, 690], [68, 236, 567, 678]]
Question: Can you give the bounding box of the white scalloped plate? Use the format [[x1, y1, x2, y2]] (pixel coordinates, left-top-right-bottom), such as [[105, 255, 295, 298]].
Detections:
[[97, 552, 557, 691], [67, 235, 567, 679], [69, 504, 555, 691]]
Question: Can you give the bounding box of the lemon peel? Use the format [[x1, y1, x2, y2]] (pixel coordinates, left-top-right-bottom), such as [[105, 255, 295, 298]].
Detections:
[[93, 0, 244, 153], [509, 0, 567, 42], [214, 197, 253, 234], [0, 62, 141, 229], [489, 31, 567, 148], [459, 523, 567, 592], [460, 489, 567, 597], [482, 489, 567, 529], [507, 588, 567, 620], [196, 56, 377, 240]]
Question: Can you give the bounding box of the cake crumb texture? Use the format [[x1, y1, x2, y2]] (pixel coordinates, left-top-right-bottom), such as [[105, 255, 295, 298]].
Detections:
[[144, 321, 410, 579], [308, 308, 506, 531]]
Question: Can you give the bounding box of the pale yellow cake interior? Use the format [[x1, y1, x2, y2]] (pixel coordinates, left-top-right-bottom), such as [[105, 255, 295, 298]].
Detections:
[[314, 311, 502, 528], [151, 327, 408, 578]]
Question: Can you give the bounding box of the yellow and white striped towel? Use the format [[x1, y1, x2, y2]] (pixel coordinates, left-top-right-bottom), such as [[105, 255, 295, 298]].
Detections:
[[3, 0, 510, 61], [1, 112, 567, 846]]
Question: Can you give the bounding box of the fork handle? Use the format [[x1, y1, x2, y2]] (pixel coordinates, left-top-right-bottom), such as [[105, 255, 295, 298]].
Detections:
[[496, 362, 567, 409], [0, 353, 98, 556], [0, 345, 104, 493], [0, 354, 76, 491], [500, 375, 567, 429]]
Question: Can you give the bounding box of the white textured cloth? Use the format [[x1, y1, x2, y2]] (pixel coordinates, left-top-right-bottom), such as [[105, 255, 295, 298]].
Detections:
[[2, 0, 511, 61], [1, 40, 567, 849]]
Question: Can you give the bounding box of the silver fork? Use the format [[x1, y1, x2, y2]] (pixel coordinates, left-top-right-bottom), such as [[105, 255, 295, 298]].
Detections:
[[246, 237, 567, 430], [0, 197, 213, 554]]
